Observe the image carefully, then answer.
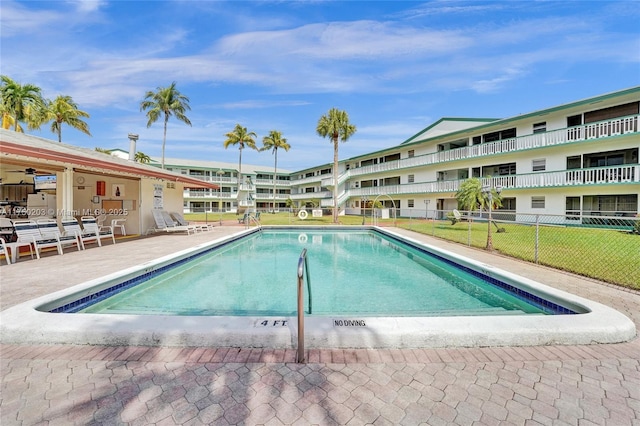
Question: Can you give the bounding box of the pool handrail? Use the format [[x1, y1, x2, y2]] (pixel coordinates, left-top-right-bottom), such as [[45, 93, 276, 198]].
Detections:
[[297, 248, 312, 363]]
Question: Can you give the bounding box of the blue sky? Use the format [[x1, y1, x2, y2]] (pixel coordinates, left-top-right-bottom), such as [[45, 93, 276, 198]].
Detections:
[[2, 0, 639, 171]]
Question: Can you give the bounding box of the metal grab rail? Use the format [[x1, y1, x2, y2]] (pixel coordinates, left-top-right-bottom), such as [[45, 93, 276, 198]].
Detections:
[[245, 213, 262, 229], [297, 248, 312, 363]]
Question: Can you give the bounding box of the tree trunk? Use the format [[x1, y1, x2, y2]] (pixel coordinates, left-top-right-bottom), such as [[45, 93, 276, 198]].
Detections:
[[273, 149, 278, 212], [162, 114, 168, 169], [333, 136, 339, 223], [238, 146, 243, 185]]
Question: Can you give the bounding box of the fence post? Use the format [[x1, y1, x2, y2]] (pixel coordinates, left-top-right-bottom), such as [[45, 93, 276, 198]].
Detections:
[[432, 210, 436, 236], [467, 211, 472, 246], [535, 214, 540, 264]]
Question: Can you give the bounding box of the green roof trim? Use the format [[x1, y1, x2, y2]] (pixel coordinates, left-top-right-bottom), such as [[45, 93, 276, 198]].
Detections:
[[344, 85, 640, 163], [402, 86, 640, 147], [399, 117, 499, 145]]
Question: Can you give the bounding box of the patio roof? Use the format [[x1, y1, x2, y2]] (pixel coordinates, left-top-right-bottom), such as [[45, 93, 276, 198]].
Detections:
[[0, 130, 217, 189]]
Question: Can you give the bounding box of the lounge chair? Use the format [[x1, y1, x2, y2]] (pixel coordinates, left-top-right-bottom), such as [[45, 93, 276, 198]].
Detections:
[[60, 217, 100, 249], [80, 216, 116, 245], [237, 212, 250, 224], [0, 237, 10, 265], [239, 211, 260, 225], [151, 210, 195, 235], [162, 211, 198, 233], [171, 212, 213, 231], [0, 217, 14, 242], [12, 219, 61, 259], [36, 218, 82, 253]]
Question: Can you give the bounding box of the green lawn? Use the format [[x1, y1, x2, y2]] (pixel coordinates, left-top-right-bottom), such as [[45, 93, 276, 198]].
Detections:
[[400, 220, 640, 290], [185, 212, 640, 290]]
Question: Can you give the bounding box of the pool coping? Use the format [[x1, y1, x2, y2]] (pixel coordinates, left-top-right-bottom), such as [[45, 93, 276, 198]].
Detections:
[[0, 226, 636, 349]]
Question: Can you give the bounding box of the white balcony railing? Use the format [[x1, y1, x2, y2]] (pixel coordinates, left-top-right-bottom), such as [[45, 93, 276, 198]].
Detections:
[[186, 191, 236, 198], [291, 174, 326, 185], [179, 116, 637, 196], [254, 178, 292, 186], [345, 164, 639, 199], [188, 164, 637, 204], [253, 193, 291, 201], [346, 114, 639, 178]]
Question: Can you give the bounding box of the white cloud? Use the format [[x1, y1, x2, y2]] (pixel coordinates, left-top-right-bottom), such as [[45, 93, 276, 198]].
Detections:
[[66, 0, 107, 13]]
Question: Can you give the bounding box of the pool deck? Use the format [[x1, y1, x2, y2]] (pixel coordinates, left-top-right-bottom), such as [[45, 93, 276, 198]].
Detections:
[[1, 225, 639, 425]]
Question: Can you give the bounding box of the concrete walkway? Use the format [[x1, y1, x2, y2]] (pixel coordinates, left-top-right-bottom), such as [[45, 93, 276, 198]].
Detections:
[[1, 226, 639, 425]]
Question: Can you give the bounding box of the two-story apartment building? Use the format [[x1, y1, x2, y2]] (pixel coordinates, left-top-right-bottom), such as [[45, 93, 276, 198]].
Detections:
[[157, 87, 640, 222]]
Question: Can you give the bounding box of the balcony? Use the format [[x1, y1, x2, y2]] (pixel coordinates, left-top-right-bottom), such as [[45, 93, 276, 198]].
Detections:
[[254, 193, 291, 201], [289, 191, 332, 200], [291, 174, 325, 185], [255, 179, 291, 186], [185, 191, 236, 198], [346, 114, 639, 178], [346, 164, 639, 198]]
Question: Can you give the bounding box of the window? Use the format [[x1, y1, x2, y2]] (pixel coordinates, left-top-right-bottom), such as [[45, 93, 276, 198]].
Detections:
[[382, 177, 400, 186], [531, 196, 545, 209], [567, 114, 582, 127], [501, 128, 516, 139], [481, 128, 516, 143], [408, 199, 414, 208], [408, 174, 415, 183], [532, 159, 546, 172], [501, 197, 516, 210], [533, 122, 546, 134], [566, 156, 581, 169], [566, 196, 580, 220], [383, 153, 400, 162], [408, 150, 414, 158], [584, 102, 639, 123], [483, 162, 516, 176]]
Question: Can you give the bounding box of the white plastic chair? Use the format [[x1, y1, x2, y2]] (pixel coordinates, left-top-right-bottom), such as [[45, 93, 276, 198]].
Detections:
[[80, 216, 116, 245], [111, 218, 127, 236]]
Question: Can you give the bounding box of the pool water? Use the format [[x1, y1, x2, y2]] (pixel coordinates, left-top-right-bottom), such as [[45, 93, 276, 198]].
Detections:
[[81, 230, 552, 317]]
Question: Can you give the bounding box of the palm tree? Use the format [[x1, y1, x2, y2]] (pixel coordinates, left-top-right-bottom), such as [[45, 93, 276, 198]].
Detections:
[[140, 82, 191, 169], [134, 151, 152, 164], [1, 109, 22, 131], [43, 95, 91, 142], [223, 124, 257, 184], [0, 75, 44, 131], [455, 177, 503, 250], [94, 147, 111, 154], [261, 130, 290, 212], [316, 108, 357, 223], [455, 177, 486, 214]]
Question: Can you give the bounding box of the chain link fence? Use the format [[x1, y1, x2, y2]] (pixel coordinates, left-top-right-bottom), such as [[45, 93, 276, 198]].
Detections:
[[398, 210, 640, 289]]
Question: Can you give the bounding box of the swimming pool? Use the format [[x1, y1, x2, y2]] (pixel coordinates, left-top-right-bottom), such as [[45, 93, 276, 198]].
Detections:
[[77, 229, 563, 317], [0, 226, 635, 349]]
